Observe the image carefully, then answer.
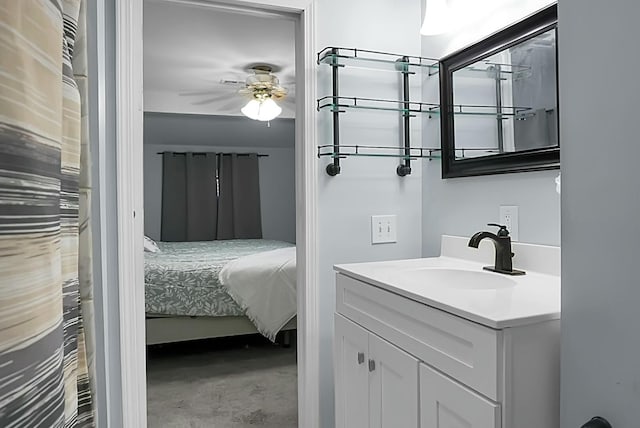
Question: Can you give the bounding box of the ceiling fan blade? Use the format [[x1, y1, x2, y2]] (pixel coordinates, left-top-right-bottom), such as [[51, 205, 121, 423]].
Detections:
[[220, 99, 244, 111], [179, 89, 220, 97], [180, 79, 243, 96], [190, 95, 232, 105], [219, 79, 245, 86]]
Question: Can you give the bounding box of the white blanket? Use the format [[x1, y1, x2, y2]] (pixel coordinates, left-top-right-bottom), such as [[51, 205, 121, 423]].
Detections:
[[219, 247, 296, 341]]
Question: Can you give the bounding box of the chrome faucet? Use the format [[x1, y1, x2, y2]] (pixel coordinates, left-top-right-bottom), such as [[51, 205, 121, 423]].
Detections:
[[468, 224, 525, 275]]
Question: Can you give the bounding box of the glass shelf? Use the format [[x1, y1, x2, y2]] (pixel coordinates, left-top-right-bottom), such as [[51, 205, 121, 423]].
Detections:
[[317, 145, 441, 160], [317, 145, 504, 160], [453, 148, 501, 159], [428, 104, 532, 117], [430, 60, 531, 79], [317, 96, 439, 114], [317, 47, 439, 74]]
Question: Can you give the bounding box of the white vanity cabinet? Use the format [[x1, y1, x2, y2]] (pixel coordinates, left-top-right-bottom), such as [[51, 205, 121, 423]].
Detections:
[[334, 266, 560, 428]]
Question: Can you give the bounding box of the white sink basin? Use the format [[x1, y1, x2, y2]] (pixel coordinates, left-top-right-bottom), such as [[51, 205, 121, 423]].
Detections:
[[398, 268, 517, 290], [335, 236, 561, 328]]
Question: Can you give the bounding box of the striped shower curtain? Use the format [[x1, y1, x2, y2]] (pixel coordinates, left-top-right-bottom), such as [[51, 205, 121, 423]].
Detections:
[[0, 1, 96, 427]]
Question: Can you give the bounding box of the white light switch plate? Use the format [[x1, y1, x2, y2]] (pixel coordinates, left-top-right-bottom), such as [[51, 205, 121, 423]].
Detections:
[[371, 215, 397, 244], [499, 205, 519, 241]]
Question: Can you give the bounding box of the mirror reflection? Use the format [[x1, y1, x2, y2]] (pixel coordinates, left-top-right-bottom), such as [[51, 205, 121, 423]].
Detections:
[[452, 28, 557, 159]]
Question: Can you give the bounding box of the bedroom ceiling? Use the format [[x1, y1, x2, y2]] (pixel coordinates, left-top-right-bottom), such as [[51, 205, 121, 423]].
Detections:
[[143, 0, 296, 118]]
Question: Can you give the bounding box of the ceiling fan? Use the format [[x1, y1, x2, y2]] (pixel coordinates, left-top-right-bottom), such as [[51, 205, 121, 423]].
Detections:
[[180, 64, 293, 122], [238, 65, 288, 121]]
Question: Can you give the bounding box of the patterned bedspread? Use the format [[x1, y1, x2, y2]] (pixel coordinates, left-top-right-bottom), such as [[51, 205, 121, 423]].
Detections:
[[145, 239, 294, 317]]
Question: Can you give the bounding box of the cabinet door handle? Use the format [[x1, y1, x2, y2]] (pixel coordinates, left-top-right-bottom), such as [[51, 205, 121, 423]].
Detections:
[[368, 359, 376, 372], [357, 352, 365, 365]]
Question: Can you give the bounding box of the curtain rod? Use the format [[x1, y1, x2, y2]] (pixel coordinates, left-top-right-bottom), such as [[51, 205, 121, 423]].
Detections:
[[156, 152, 269, 157]]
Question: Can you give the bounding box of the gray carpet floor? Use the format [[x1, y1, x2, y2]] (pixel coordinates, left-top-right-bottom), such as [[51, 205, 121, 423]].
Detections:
[[147, 336, 298, 428]]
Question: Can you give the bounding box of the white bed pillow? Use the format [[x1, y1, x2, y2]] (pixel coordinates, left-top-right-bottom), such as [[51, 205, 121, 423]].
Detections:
[[144, 236, 160, 253]]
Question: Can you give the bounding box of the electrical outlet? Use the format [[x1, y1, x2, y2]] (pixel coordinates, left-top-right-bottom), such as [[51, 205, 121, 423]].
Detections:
[[499, 206, 519, 241], [371, 215, 397, 244]]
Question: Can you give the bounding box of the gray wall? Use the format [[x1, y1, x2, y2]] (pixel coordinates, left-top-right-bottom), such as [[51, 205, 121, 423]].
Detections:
[[144, 113, 296, 243], [315, 0, 424, 424], [559, 0, 640, 426], [420, 0, 560, 257], [422, 166, 560, 255], [144, 112, 295, 148]]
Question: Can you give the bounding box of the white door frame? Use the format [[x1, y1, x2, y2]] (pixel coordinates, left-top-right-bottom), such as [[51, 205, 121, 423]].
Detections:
[[114, 0, 319, 426]]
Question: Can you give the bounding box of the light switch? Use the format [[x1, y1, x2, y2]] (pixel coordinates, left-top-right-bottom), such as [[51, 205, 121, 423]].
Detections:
[[371, 215, 397, 244]]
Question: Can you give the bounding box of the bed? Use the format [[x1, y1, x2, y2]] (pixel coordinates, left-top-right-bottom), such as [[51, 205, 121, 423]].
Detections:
[[144, 239, 296, 345]]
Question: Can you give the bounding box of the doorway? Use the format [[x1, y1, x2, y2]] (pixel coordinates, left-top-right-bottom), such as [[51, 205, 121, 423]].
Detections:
[[111, 0, 319, 426], [143, 2, 299, 425]]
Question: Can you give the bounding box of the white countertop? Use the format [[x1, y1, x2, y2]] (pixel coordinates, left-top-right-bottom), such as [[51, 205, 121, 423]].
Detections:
[[334, 236, 561, 329]]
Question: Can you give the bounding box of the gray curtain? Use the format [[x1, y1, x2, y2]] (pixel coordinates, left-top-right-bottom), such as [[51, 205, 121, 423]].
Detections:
[[217, 154, 263, 239], [161, 152, 218, 241]]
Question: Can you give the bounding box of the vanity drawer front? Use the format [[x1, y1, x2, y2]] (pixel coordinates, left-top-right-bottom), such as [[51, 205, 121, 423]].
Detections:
[[336, 273, 502, 401], [420, 363, 501, 428]]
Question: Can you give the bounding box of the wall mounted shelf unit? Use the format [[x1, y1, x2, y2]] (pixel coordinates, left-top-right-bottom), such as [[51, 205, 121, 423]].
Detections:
[[316, 47, 439, 177]]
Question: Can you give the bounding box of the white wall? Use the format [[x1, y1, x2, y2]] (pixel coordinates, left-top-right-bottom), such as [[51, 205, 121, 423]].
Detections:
[[315, 0, 424, 424], [559, 0, 640, 426], [421, 0, 559, 257]]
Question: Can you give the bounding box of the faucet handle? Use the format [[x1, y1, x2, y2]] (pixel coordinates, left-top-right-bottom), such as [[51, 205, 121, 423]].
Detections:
[[487, 223, 510, 237]]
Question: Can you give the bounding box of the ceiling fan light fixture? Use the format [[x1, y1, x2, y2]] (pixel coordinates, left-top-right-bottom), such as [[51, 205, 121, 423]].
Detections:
[[241, 99, 261, 120], [241, 97, 282, 122]]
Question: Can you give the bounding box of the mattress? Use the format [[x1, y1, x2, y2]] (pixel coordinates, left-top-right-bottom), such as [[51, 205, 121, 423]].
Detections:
[[145, 239, 294, 317]]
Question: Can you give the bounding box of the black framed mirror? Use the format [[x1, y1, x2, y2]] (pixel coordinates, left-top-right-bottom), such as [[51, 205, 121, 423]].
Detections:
[[439, 4, 559, 178]]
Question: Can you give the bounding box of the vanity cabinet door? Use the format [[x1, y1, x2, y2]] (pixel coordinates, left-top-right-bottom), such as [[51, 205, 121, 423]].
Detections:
[[335, 314, 369, 428], [420, 363, 501, 428], [369, 333, 419, 428]]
